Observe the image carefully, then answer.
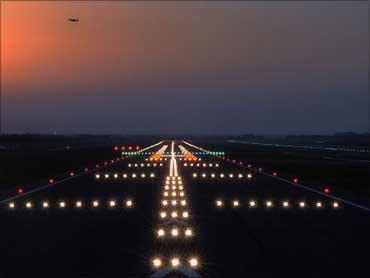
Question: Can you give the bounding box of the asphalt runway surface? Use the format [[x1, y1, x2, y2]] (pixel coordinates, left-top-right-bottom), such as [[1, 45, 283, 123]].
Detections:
[[0, 141, 369, 278]]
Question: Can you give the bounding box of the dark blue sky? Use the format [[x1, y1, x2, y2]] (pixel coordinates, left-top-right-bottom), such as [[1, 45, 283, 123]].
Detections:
[[2, 2, 369, 135]]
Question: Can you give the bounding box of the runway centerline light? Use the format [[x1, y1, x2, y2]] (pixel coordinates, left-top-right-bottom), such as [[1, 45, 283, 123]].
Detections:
[[171, 257, 180, 267], [171, 228, 179, 237]]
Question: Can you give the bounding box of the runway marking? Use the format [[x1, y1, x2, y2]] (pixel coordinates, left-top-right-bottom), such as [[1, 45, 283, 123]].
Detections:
[[151, 140, 200, 277]]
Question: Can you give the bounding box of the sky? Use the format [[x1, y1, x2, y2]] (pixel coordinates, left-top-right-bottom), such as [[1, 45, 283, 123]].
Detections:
[[1, 1, 369, 135]]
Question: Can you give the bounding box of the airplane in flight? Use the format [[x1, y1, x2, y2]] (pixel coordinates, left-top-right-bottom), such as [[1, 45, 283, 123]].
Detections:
[[68, 18, 79, 22]]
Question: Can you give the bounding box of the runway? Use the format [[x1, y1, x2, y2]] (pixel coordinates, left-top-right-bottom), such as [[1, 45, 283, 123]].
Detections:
[[0, 140, 368, 277]]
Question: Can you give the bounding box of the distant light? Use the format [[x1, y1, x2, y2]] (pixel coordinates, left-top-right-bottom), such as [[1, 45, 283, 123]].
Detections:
[[299, 201, 305, 208], [324, 187, 330, 194], [109, 200, 116, 207], [229, 173, 234, 178], [95, 174, 100, 179], [180, 200, 187, 206], [266, 201, 273, 207], [182, 211, 189, 218], [17, 188, 23, 194], [49, 178, 54, 184], [293, 178, 299, 183], [92, 200, 99, 207], [171, 211, 178, 218], [171, 200, 177, 206], [104, 174, 109, 179], [9, 202, 15, 209], [249, 200, 256, 207], [283, 201, 289, 208], [238, 174, 243, 178], [273, 172, 278, 176], [162, 200, 168, 206], [76, 201, 82, 208], [59, 201, 66, 208], [160, 211, 167, 218], [70, 172, 75, 177], [247, 173, 253, 179], [333, 202, 339, 208], [316, 202, 322, 208], [26, 202, 32, 208], [193, 173, 197, 178]]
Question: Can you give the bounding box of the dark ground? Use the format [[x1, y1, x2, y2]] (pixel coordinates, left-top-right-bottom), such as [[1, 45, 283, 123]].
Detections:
[[0, 140, 369, 277]]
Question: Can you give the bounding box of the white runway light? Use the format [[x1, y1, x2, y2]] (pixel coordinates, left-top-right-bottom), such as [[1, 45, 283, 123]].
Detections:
[[283, 201, 289, 208], [92, 200, 99, 207], [26, 202, 32, 208], [216, 199, 223, 207], [59, 201, 66, 208], [125, 199, 133, 207], [171, 257, 180, 267], [157, 229, 165, 237], [152, 258, 162, 268], [185, 228, 193, 237], [249, 200, 256, 207], [171, 228, 179, 237], [232, 200, 240, 207], [333, 202, 339, 208], [42, 201, 49, 208], [189, 257, 199, 268], [316, 202, 322, 208], [9, 202, 15, 209], [160, 211, 167, 218]]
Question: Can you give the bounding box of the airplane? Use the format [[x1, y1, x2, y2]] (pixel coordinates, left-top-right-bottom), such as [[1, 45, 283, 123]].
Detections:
[[68, 18, 79, 22]]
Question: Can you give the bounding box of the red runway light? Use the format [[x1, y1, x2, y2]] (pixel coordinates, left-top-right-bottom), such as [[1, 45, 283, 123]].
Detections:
[[70, 172, 75, 177], [96, 164, 99, 168], [136, 145, 140, 150], [128, 146, 132, 150], [273, 172, 278, 176], [121, 146, 126, 150], [49, 178, 54, 184], [85, 168, 89, 172], [104, 161, 108, 165], [114, 146, 119, 151], [324, 187, 330, 193], [239, 162, 243, 165], [258, 168, 262, 171], [293, 178, 299, 183], [17, 188, 23, 194], [248, 164, 252, 168]]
